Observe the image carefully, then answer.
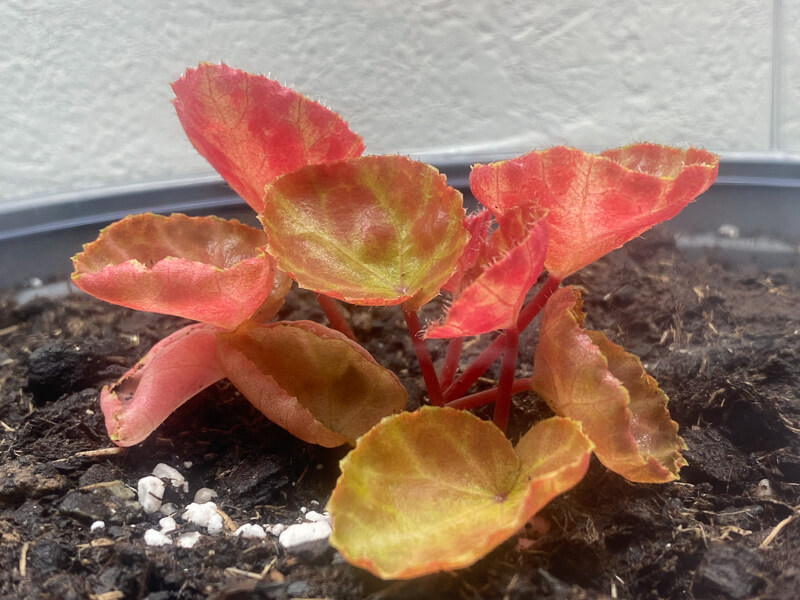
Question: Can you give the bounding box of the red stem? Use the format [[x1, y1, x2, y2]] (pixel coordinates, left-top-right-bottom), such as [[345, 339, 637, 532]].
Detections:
[[438, 337, 463, 389], [315, 294, 356, 341], [442, 337, 503, 402], [402, 307, 444, 406], [493, 325, 519, 432], [517, 275, 563, 331], [445, 378, 532, 411], [443, 275, 561, 401]]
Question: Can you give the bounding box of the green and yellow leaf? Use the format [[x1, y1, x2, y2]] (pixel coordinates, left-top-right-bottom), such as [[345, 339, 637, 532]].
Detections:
[[216, 320, 407, 447], [328, 407, 592, 579], [259, 155, 468, 309]]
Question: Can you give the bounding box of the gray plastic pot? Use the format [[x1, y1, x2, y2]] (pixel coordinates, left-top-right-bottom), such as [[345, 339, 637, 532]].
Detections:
[[2, 154, 798, 293]]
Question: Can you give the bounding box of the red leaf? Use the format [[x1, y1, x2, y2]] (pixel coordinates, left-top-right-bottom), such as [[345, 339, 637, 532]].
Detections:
[[470, 144, 719, 278], [72, 214, 278, 329], [260, 155, 468, 309], [426, 215, 547, 338], [441, 209, 493, 295], [100, 324, 224, 447], [172, 63, 365, 212]]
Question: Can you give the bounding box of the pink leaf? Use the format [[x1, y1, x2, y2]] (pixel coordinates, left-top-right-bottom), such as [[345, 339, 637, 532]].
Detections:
[[100, 324, 224, 447], [72, 214, 277, 329], [172, 63, 365, 212]]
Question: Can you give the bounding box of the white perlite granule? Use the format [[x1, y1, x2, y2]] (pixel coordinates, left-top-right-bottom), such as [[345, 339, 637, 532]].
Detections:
[[304, 510, 329, 523], [144, 529, 173, 547], [193, 487, 218, 504], [182, 501, 224, 535], [177, 531, 202, 548], [137, 476, 166, 514], [234, 523, 267, 539], [278, 516, 332, 549], [152, 463, 188, 493], [159, 516, 177, 534]]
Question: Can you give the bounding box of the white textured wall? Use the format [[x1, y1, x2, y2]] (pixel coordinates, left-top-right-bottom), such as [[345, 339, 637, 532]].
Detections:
[[782, 0, 800, 150], [0, 0, 792, 204]]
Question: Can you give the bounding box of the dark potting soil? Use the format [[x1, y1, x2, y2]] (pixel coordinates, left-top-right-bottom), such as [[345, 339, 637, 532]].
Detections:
[[1, 230, 798, 600]]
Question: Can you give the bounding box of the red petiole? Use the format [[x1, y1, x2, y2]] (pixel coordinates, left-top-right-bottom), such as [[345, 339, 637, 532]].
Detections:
[[438, 337, 463, 389], [492, 324, 519, 432], [315, 293, 357, 341], [443, 275, 562, 401], [445, 378, 532, 411], [402, 307, 444, 406]]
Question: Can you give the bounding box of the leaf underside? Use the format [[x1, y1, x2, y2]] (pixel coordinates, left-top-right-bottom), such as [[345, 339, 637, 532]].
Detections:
[[100, 324, 225, 447], [426, 215, 547, 338], [216, 320, 408, 447], [531, 286, 687, 483], [172, 62, 364, 212], [441, 209, 493, 296], [327, 407, 592, 579], [260, 155, 468, 309], [72, 213, 277, 329], [469, 144, 719, 278]]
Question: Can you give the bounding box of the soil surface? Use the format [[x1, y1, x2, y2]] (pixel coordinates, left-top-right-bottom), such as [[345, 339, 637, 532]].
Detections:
[[1, 230, 798, 600]]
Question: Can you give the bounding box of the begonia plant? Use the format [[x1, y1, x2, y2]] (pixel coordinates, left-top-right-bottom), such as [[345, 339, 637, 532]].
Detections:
[[71, 62, 719, 580]]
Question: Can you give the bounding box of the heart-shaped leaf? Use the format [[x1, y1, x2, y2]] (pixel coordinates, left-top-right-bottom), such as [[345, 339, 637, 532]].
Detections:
[[531, 286, 687, 483], [101, 324, 224, 447], [172, 62, 364, 212], [327, 407, 592, 579], [259, 155, 468, 309], [216, 320, 408, 447], [72, 214, 278, 329], [426, 215, 547, 338], [469, 144, 719, 278]]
